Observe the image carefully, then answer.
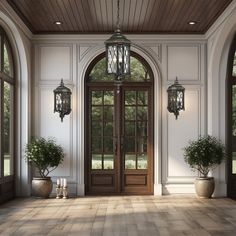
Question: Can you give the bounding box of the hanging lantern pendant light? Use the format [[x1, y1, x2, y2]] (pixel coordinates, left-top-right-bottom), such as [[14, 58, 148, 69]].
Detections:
[[105, 0, 131, 83]]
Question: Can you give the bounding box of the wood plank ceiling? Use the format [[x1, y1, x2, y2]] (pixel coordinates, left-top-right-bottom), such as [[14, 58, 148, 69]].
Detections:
[[7, 0, 233, 34]]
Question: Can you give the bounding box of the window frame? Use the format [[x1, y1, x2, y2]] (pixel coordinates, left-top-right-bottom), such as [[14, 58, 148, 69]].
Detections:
[[0, 25, 15, 183], [226, 34, 236, 197]]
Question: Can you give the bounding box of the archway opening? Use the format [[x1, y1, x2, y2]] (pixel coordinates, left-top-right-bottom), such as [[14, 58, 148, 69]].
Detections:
[[84, 52, 154, 195]]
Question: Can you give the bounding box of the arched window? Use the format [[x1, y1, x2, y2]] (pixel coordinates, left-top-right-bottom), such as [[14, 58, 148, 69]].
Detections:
[[0, 26, 15, 202]]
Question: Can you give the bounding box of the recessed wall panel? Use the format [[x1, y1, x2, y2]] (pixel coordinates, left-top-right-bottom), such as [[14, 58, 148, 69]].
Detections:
[[168, 90, 200, 177], [40, 46, 71, 80], [167, 46, 199, 80], [39, 88, 71, 177]]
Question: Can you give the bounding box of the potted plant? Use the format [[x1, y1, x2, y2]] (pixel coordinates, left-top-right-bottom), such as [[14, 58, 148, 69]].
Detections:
[[183, 135, 225, 198], [25, 137, 64, 198]]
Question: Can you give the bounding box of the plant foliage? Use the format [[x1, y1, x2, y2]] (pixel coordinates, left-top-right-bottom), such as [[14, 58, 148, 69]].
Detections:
[[25, 137, 64, 177], [183, 135, 225, 177]]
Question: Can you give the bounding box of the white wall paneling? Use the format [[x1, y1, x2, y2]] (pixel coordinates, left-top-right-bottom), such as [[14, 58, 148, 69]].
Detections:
[[2, 0, 235, 197], [162, 85, 206, 194], [32, 36, 207, 196], [167, 45, 200, 81], [162, 42, 206, 194], [167, 88, 202, 180], [39, 45, 72, 81], [33, 43, 78, 195]]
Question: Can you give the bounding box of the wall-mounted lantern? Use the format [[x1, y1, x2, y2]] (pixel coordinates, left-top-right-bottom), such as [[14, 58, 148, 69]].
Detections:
[[53, 79, 72, 122], [105, 0, 131, 83], [167, 77, 185, 119]]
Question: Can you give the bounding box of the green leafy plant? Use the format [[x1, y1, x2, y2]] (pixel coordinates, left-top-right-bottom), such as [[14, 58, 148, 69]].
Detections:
[[25, 137, 64, 178], [183, 135, 225, 178]]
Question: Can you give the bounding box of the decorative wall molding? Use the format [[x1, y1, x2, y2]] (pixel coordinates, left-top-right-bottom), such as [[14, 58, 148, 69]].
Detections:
[[162, 85, 206, 188], [37, 44, 73, 82], [166, 44, 201, 81], [79, 44, 97, 62], [139, 44, 162, 62], [33, 37, 207, 196], [163, 184, 195, 195], [35, 85, 77, 189]]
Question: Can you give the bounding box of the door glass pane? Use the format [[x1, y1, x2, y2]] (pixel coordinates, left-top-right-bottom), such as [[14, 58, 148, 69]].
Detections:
[[233, 152, 236, 174], [137, 121, 147, 136], [137, 137, 147, 153], [104, 106, 113, 121], [125, 121, 135, 136], [92, 121, 102, 136], [137, 106, 148, 120], [92, 91, 103, 105], [104, 155, 114, 169], [104, 91, 114, 105], [125, 155, 136, 169], [104, 122, 113, 136], [125, 106, 136, 120], [92, 154, 102, 169], [125, 138, 135, 152], [125, 91, 136, 105], [92, 106, 102, 120], [92, 137, 102, 153], [123, 89, 149, 170], [137, 154, 147, 169], [4, 82, 13, 176], [137, 91, 148, 105], [90, 89, 114, 171], [104, 137, 113, 152]]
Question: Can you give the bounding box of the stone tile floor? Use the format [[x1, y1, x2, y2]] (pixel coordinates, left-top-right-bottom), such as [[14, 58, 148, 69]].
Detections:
[[0, 195, 236, 236]]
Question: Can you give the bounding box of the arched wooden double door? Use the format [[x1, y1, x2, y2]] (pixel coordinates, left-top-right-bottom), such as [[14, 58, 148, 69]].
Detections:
[[85, 52, 154, 195]]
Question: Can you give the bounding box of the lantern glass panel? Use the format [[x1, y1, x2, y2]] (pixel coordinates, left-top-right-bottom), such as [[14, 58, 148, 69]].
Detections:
[[118, 45, 123, 75], [124, 45, 130, 74], [55, 93, 62, 112], [107, 45, 117, 74], [177, 91, 184, 109]]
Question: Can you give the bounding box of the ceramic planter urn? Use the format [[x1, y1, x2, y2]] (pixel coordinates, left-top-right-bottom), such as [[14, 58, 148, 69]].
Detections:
[[194, 177, 215, 198], [32, 177, 53, 198]]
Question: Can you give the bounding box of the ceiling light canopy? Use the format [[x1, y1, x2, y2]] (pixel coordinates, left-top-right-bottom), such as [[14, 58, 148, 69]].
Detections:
[[54, 21, 62, 25], [188, 21, 197, 25]]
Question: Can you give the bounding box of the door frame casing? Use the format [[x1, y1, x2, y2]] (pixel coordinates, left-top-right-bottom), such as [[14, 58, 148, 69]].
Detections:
[[79, 45, 162, 195], [85, 81, 154, 195]]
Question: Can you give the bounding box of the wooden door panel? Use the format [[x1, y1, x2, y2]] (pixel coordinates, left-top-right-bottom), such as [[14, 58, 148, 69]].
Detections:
[[121, 87, 153, 194], [87, 88, 117, 194], [125, 175, 147, 185], [86, 85, 153, 195]]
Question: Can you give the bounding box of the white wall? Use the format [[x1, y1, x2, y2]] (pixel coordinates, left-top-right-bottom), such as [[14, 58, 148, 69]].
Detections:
[[31, 35, 207, 196]]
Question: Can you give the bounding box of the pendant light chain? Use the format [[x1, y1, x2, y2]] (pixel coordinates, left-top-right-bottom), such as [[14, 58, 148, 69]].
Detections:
[[116, 0, 120, 30]]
